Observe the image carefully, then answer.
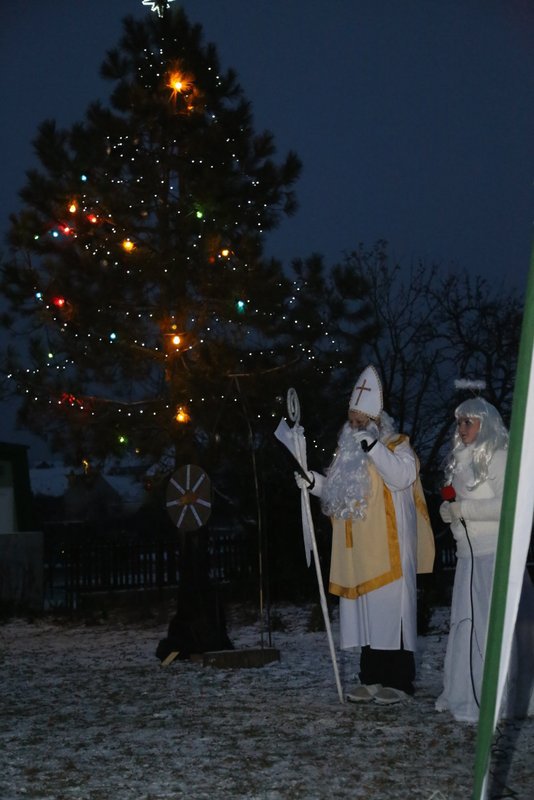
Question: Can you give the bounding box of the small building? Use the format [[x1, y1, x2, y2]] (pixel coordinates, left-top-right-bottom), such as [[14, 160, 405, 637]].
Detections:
[[30, 460, 148, 521], [0, 442, 42, 613]]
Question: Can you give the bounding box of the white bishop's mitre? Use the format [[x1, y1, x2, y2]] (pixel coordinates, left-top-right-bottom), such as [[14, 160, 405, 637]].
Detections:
[[349, 365, 383, 419]]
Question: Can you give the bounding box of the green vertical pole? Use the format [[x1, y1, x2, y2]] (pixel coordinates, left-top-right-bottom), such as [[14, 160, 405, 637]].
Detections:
[[471, 248, 534, 800]]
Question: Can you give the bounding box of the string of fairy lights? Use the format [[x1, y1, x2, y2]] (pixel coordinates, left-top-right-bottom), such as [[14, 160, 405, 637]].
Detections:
[[6, 0, 347, 462]]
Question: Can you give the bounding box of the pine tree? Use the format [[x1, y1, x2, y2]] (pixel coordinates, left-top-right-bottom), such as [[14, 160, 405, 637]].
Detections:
[[1, 7, 301, 475], [1, 5, 379, 611]]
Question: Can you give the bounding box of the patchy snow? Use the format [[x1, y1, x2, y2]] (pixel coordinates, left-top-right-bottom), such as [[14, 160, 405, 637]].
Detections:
[[29, 463, 71, 498], [29, 461, 149, 514], [1, 603, 532, 800]]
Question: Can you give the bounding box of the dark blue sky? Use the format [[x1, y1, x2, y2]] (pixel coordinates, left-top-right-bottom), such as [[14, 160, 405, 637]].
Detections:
[[1, 0, 533, 289], [0, 0, 533, 459]]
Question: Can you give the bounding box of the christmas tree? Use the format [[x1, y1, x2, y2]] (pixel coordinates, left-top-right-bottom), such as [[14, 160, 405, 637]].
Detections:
[[1, 5, 302, 476], [1, 4, 378, 613]]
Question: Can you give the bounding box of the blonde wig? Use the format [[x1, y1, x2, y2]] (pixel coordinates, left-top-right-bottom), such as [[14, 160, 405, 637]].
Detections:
[[443, 397, 509, 489]]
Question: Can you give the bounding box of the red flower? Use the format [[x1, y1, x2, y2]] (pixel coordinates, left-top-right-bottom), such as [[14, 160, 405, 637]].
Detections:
[[441, 485, 456, 501]]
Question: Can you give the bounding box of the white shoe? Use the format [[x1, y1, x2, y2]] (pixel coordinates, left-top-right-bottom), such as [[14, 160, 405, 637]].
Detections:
[[373, 686, 410, 705], [346, 684, 382, 703]]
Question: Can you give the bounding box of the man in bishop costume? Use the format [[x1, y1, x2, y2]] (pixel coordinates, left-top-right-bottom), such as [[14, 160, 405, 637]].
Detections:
[[297, 365, 435, 704]]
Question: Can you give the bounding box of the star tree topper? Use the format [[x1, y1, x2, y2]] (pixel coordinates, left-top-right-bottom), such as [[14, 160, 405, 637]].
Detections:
[[142, 0, 175, 16]]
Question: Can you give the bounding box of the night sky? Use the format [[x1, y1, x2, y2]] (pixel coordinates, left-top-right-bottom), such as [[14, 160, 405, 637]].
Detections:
[[0, 0, 533, 457], [1, 0, 533, 288]]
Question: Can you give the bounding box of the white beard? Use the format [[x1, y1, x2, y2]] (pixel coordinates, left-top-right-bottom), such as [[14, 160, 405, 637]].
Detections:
[[321, 422, 371, 520]]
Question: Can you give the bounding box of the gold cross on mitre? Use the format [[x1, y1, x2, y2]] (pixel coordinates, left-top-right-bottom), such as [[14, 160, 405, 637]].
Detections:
[[349, 365, 383, 417], [352, 378, 371, 405]]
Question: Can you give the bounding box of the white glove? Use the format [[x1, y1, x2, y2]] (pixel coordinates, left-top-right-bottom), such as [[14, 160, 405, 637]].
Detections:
[[366, 421, 380, 440], [439, 501, 452, 523], [353, 424, 379, 451], [440, 501, 463, 524], [294, 470, 315, 491], [295, 470, 325, 497]]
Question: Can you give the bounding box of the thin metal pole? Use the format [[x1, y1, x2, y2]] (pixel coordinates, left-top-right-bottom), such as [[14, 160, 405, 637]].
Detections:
[[287, 388, 344, 704], [235, 377, 269, 649]]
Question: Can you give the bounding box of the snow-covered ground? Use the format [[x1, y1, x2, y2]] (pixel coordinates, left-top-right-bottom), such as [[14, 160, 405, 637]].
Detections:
[[1, 602, 532, 800]]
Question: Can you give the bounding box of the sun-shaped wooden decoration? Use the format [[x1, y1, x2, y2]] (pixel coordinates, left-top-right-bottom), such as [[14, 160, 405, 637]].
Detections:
[[166, 464, 212, 530]]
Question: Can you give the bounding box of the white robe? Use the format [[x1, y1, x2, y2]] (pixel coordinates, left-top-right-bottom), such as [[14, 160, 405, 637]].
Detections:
[[435, 446, 534, 723], [338, 438, 419, 652]]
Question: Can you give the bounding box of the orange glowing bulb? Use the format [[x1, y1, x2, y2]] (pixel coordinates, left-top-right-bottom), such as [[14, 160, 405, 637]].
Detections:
[[175, 406, 190, 423], [172, 334, 181, 346], [122, 239, 135, 252], [68, 202, 77, 213], [167, 70, 193, 99]]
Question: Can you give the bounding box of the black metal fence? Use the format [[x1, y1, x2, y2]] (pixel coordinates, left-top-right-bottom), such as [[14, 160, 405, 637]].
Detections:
[[42, 520, 534, 610], [43, 521, 254, 609]]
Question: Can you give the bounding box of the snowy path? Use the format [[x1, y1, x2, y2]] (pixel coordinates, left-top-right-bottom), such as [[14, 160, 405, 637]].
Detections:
[[1, 604, 532, 799]]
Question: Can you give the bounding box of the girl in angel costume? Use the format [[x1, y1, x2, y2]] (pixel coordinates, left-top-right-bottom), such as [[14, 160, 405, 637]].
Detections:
[[298, 365, 435, 705], [437, 397, 534, 723]]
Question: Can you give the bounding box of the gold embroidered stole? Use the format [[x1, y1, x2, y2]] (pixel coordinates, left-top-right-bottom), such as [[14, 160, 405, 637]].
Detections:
[[328, 436, 434, 599]]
